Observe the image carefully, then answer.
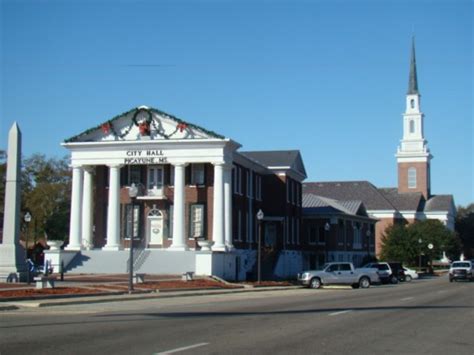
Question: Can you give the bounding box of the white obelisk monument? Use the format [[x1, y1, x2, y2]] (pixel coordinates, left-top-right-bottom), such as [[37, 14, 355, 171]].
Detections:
[[0, 122, 25, 282]]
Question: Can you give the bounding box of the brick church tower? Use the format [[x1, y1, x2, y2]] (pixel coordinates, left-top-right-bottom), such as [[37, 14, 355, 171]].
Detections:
[[396, 38, 432, 199]]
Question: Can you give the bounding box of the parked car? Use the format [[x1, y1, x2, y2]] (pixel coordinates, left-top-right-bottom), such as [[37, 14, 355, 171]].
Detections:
[[297, 262, 380, 289], [402, 267, 419, 282], [363, 262, 398, 284], [449, 261, 473, 282], [388, 262, 406, 282]]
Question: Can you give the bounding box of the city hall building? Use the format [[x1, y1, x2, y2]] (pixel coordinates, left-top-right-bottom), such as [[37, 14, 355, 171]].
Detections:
[[59, 106, 307, 280]]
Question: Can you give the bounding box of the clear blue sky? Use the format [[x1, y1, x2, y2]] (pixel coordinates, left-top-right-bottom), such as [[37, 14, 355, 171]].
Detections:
[[1, 0, 472, 206]]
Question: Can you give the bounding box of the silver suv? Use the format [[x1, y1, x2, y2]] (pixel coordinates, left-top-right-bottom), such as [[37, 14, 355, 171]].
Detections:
[[363, 262, 398, 284], [449, 261, 473, 282]]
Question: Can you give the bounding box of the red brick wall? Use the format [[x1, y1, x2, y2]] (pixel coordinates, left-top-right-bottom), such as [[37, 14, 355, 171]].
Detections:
[[398, 162, 430, 199]]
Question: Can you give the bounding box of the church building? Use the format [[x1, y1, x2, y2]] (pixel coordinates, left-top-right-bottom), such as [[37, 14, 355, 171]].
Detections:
[[303, 38, 456, 258]]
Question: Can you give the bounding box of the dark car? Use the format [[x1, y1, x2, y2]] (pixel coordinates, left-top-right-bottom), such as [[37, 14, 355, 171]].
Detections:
[[388, 262, 406, 282]]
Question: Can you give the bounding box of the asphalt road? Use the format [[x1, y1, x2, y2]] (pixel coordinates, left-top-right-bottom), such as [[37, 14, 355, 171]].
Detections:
[[1, 275, 473, 355]]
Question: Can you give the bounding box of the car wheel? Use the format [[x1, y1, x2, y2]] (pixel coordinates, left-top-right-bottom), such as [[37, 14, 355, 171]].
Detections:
[[405, 275, 412, 282], [359, 277, 370, 289], [310, 277, 322, 289], [390, 276, 398, 284]]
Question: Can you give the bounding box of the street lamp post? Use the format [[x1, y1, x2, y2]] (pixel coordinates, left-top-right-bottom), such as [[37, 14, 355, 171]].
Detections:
[[128, 183, 139, 293], [418, 238, 423, 270], [256, 209, 264, 284], [24, 212, 32, 284], [324, 222, 330, 263], [366, 228, 371, 260]]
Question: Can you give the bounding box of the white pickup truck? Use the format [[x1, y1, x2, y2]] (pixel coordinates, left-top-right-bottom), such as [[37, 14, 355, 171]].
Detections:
[[297, 262, 380, 289]]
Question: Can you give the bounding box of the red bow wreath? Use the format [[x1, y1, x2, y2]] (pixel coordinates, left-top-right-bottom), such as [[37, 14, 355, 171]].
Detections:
[[177, 122, 188, 133]]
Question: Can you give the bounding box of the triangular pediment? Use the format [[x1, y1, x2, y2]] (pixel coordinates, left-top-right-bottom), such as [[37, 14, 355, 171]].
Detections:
[[65, 106, 225, 143]]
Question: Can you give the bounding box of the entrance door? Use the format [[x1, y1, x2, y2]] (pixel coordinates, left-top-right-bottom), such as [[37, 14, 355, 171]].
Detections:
[[147, 208, 164, 246], [147, 165, 164, 197]]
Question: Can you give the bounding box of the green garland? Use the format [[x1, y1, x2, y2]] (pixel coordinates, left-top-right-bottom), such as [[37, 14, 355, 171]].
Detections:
[[64, 106, 225, 143]]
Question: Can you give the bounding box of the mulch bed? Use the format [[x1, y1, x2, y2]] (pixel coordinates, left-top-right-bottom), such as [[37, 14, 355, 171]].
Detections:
[[0, 287, 108, 298]]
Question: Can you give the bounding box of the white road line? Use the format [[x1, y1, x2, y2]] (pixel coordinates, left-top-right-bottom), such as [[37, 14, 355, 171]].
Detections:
[[401, 297, 414, 301], [155, 342, 209, 354], [329, 310, 352, 316]]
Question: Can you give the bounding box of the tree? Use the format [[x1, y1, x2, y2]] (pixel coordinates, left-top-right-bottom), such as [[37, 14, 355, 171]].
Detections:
[[380, 223, 417, 264], [455, 204, 474, 259], [22, 154, 71, 242], [408, 220, 461, 269], [380, 220, 461, 269]]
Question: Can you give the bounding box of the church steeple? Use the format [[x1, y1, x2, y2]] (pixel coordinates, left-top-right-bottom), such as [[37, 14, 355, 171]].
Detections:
[[396, 37, 432, 199], [407, 37, 419, 95]]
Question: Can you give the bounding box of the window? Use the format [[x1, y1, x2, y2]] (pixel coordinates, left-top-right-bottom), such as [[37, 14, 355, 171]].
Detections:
[[238, 167, 242, 194], [246, 170, 251, 198], [296, 184, 300, 206], [168, 205, 173, 239], [256, 175, 262, 200], [147, 166, 164, 195], [340, 263, 351, 271], [309, 226, 317, 244], [408, 167, 417, 188], [191, 164, 205, 185], [318, 226, 326, 244], [353, 222, 361, 249], [244, 211, 249, 242], [291, 181, 296, 205], [410, 99, 415, 109], [296, 218, 300, 244], [125, 204, 140, 239], [169, 165, 174, 186], [129, 166, 142, 185], [409, 120, 415, 134], [189, 204, 205, 238], [237, 209, 242, 241], [338, 221, 345, 244]]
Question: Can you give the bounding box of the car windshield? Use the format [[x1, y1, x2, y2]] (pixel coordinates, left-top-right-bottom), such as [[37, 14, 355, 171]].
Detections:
[[452, 262, 470, 268]]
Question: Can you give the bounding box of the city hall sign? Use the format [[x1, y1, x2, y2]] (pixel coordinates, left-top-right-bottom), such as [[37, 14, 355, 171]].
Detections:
[[123, 150, 168, 165]]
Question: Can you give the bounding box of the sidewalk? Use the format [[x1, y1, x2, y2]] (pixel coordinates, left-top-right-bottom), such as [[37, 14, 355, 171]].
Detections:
[[0, 274, 300, 310]]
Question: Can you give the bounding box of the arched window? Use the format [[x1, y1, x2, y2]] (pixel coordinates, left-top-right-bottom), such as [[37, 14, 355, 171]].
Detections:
[[410, 99, 415, 109], [148, 208, 162, 217], [409, 120, 415, 134], [408, 167, 417, 188]]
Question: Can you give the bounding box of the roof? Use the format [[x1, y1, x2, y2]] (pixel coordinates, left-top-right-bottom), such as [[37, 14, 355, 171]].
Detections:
[[408, 37, 419, 95], [303, 181, 395, 211], [378, 188, 423, 211], [64, 106, 225, 143], [424, 195, 455, 212], [303, 193, 371, 219], [241, 150, 307, 178]]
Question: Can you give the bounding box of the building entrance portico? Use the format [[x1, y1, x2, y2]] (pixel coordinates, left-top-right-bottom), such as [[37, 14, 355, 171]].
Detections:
[[62, 106, 240, 254]]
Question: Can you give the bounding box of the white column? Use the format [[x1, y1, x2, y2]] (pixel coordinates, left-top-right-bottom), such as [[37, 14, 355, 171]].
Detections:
[[212, 163, 226, 251], [81, 167, 94, 250], [104, 164, 122, 250], [66, 165, 83, 250], [169, 163, 188, 250], [223, 165, 234, 250]]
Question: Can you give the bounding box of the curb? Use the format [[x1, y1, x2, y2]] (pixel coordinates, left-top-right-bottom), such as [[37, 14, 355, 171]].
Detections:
[[1, 286, 303, 309]]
